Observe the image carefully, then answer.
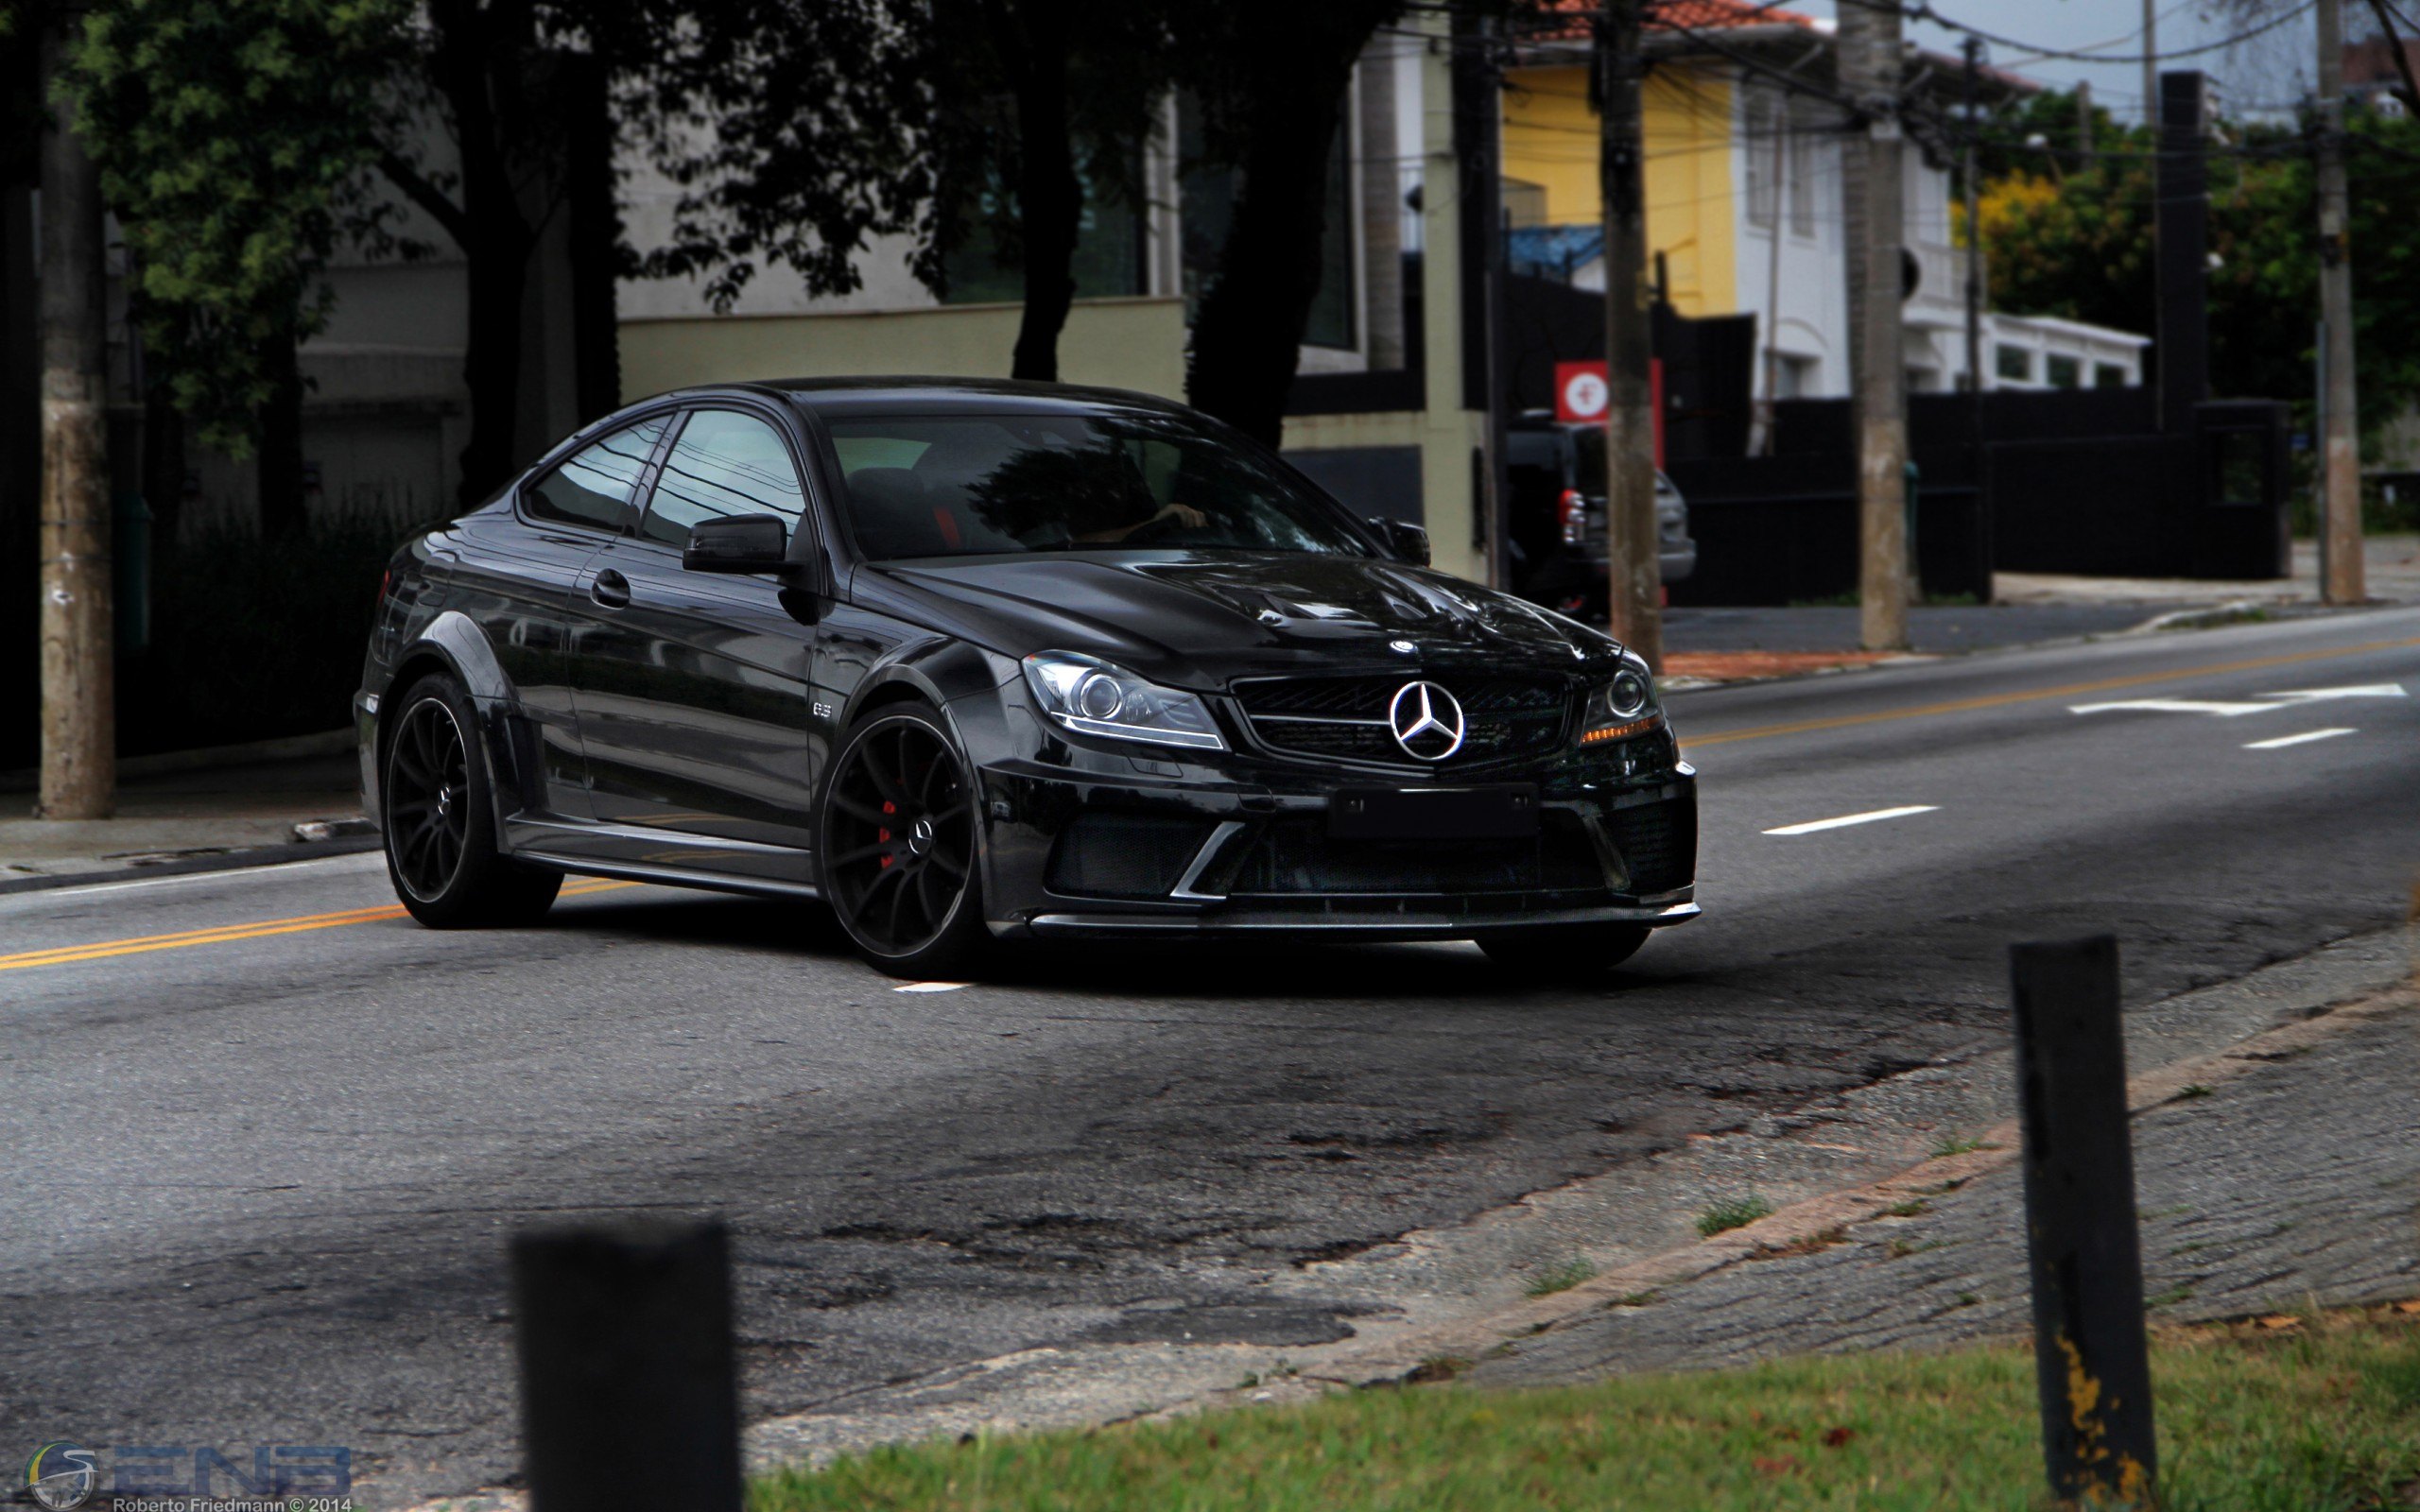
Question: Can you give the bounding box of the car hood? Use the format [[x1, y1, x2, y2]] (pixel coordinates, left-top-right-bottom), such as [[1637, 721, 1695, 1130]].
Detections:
[[862, 551, 1627, 688]]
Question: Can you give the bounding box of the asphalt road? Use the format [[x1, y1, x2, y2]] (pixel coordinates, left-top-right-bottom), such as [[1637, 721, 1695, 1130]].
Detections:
[[6, 607, 2418, 1505]]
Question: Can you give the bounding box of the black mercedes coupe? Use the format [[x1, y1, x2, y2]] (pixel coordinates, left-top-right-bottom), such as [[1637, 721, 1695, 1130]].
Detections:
[[356, 378, 1698, 976]]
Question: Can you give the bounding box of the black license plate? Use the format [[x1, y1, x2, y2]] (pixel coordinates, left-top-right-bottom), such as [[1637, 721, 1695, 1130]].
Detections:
[[1328, 784, 1540, 841]]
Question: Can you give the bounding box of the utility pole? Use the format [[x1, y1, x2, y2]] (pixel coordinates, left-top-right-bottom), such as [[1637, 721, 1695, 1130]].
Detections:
[[2315, 0, 2366, 604], [1841, 0, 1910, 650], [37, 18, 114, 819], [2142, 0, 2159, 129], [2077, 79, 2097, 173], [1596, 0, 1660, 669], [1962, 38, 1985, 399], [1453, 8, 1512, 594]]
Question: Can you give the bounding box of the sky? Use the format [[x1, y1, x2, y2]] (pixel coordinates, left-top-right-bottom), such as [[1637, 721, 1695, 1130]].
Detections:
[[1792, 0, 2341, 124]]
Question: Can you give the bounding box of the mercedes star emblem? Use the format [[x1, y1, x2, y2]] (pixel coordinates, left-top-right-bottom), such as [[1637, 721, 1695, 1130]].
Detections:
[[1388, 680, 1466, 761], [1389, 639, 1416, 654]]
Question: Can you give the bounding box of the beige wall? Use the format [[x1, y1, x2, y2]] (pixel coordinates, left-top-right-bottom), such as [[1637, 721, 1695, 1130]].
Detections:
[[618, 297, 1189, 405]]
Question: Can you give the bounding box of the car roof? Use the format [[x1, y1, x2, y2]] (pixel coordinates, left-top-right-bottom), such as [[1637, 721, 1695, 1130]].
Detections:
[[683, 375, 1198, 421]]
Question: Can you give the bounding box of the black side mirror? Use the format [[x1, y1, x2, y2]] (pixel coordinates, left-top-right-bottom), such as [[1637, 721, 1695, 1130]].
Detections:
[[1368, 516, 1430, 567], [683, 514, 787, 573]]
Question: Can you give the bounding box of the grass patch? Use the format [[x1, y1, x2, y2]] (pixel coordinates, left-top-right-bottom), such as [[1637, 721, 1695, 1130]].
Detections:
[[1888, 1237, 1948, 1260], [1929, 1134, 2002, 1160], [1608, 1290, 1661, 1309], [2175, 1083, 2215, 1101], [1882, 1199, 1930, 1218], [1696, 1195, 1773, 1237], [1523, 1259, 1599, 1298], [751, 1307, 2420, 1512]]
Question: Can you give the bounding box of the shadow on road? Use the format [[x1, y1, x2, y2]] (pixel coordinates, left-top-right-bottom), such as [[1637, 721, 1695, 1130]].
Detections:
[[541, 889, 1687, 1004]]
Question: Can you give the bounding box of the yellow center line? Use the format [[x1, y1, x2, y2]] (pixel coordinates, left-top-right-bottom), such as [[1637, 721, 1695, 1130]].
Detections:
[[1, 878, 638, 973], [1680, 636, 2420, 750]]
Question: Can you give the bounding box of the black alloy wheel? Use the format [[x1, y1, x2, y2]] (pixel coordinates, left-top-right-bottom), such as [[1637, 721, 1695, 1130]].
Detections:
[[387, 694, 472, 902], [821, 704, 986, 976], [380, 672, 562, 928]]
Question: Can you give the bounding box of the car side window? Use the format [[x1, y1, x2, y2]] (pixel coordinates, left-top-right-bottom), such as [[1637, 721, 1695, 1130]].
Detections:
[[526, 418, 668, 531], [640, 410, 808, 548]]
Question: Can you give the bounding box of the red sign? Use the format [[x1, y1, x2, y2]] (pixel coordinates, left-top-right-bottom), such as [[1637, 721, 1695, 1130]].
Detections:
[[1558, 359, 1666, 468], [1554, 361, 1609, 423]]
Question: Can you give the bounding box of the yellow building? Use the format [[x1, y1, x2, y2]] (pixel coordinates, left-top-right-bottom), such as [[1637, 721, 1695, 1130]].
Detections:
[[1501, 61, 1738, 319]]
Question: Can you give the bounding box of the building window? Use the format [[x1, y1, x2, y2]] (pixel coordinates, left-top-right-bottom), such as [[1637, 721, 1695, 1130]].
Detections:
[[1180, 94, 1356, 350], [940, 152, 1146, 305], [2046, 353, 2082, 389], [1996, 344, 2032, 383], [2094, 362, 2129, 388]]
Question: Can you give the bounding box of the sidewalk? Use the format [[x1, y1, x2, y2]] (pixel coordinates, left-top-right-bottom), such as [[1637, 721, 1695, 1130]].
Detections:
[[0, 747, 370, 889], [1464, 981, 2419, 1390], [1665, 532, 2419, 684]]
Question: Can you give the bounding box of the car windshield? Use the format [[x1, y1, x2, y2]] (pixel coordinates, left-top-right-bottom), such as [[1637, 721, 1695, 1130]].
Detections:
[[824, 411, 1373, 560]]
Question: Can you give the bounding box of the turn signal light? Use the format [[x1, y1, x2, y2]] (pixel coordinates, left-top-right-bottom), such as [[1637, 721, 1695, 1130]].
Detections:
[[1582, 714, 1661, 745]]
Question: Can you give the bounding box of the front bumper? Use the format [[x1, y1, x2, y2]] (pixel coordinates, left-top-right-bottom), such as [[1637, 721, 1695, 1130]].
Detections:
[[955, 692, 1701, 942]]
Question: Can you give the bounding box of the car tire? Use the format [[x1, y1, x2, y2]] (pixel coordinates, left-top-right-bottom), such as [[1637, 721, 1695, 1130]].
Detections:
[[380, 671, 562, 929], [819, 701, 990, 980], [1477, 922, 1651, 978]]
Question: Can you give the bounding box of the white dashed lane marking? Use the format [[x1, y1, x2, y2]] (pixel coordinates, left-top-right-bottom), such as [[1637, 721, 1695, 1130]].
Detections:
[[2243, 728, 2358, 750], [2071, 683, 2406, 719], [1763, 805, 1940, 837]]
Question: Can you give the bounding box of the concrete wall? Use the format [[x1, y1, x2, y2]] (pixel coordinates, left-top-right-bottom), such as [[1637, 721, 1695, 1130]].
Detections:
[[618, 297, 1190, 406]]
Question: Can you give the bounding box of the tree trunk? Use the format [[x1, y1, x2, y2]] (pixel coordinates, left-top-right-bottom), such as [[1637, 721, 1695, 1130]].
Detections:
[[37, 17, 113, 818], [1184, 61, 1357, 445], [142, 380, 184, 559], [456, 218, 532, 505], [257, 325, 308, 541], [426, 0, 539, 508], [563, 53, 624, 426], [1006, 1, 1080, 382]]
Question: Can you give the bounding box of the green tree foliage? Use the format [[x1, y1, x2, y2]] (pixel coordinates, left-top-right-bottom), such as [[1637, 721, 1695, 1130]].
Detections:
[[1975, 94, 2420, 438], [640, 0, 1168, 382], [63, 0, 406, 465]]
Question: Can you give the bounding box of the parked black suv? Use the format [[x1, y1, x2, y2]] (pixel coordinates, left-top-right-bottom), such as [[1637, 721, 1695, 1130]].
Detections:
[[1506, 417, 1695, 619]]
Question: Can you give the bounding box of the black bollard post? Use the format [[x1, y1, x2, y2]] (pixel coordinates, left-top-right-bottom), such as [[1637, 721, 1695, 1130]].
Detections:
[[2010, 936, 2156, 1507], [510, 1218, 742, 1512]]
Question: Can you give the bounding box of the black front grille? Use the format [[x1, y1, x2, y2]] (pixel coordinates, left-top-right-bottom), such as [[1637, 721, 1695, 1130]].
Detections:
[[1046, 813, 1214, 898], [1609, 797, 1696, 895], [1222, 811, 1609, 896], [1233, 675, 1568, 768]]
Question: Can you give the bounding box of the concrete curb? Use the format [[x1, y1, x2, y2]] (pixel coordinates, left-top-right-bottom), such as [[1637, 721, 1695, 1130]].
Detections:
[[0, 834, 384, 897], [1660, 599, 2398, 698], [0, 727, 354, 794]]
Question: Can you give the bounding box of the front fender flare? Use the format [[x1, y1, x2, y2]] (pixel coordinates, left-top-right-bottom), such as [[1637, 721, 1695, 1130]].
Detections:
[[378, 610, 535, 838]]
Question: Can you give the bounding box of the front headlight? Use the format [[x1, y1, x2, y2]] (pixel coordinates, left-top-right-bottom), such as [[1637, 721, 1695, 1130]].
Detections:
[[1022, 652, 1228, 752], [1580, 661, 1661, 745]]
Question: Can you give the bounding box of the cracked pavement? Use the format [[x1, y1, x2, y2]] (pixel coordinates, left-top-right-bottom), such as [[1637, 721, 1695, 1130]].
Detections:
[[3, 608, 2417, 1506]]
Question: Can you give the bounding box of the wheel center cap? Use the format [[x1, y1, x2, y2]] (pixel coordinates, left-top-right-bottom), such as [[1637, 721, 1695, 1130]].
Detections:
[[437, 785, 453, 817], [908, 816, 935, 855]]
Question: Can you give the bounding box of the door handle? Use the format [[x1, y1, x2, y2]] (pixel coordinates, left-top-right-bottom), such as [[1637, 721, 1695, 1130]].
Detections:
[[591, 569, 631, 609]]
